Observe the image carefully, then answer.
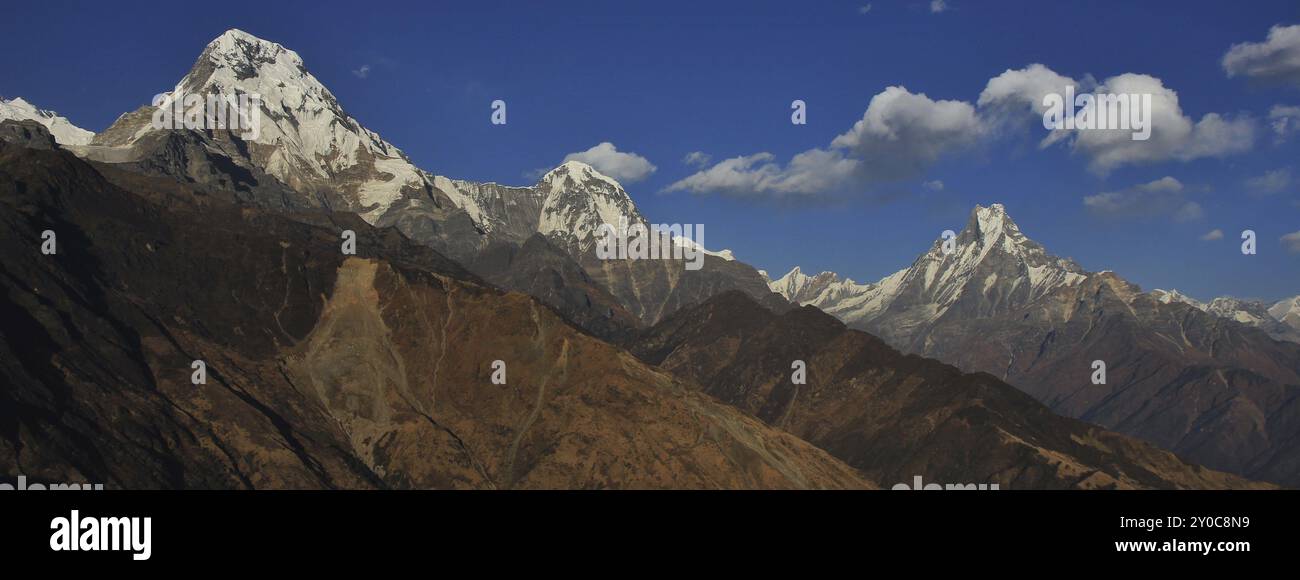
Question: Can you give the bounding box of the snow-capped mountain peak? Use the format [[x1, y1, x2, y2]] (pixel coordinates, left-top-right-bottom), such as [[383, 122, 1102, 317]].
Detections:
[[1207, 296, 1271, 325], [952, 204, 1049, 263], [774, 204, 1089, 344], [539, 160, 624, 192], [971, 203, 1012, 240], [768, 266, 863, 302], [1269, 296, 1300, 332], [90, 29, 423, 222], [0, 97, 94, 145], [908, 203, 1087, 312], [1151, 288, 1207, 310], [537, 160, 647, 251], [1271, 296, 1300, 320]]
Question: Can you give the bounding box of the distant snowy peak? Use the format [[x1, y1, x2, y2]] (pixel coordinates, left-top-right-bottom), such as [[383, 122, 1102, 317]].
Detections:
[[1150, 289, 1275, 325], [768, 266, 866, 304], [1148, 291, 1300, 341], [0, 97, 94, 145], [779, 204, 1091, 333], [1151, 289, 1208, 311], [537, 160, 646, 250], [768, 266, 812, 300], [1206, 296, 1273, 325], [951, 204, 1084, 279], [1271, 296, 1300, 331], [902, 203, 1087, 311]]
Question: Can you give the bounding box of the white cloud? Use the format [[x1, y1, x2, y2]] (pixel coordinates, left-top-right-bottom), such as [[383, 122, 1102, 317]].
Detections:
[[980, 64, 1088, 117], [1223, 24, 1300, 87], [1270, 105, 1300, 142], [352, 65, 371, 79], [666, 86, 981, 197], [682, 151, 712, 167], [1201, 229, 1224, 241], [831, 86, 985, 181], [929, 0, 949, 14], [858, 4, 873, 14], [1283, 231, 1300, 253], [665, 150, 859, 197], [1246, 167, 1292, 194], [562, 142, 657, 183], [672, 63, 1255, 199], [923, 180, 944, 191], [979, 65, 1255, 173], [1083, 176, 1203, 222]]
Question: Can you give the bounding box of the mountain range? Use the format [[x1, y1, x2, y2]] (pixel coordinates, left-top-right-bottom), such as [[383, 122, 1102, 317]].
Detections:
[[2, 28, 1294, 489], [768, 205, 1300, 486]]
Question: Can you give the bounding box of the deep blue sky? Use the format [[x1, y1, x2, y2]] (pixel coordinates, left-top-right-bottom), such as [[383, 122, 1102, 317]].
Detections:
[[4, 0, 1299, 301]]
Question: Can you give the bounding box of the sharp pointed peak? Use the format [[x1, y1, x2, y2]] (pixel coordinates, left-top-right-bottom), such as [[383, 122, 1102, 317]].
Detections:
[[210, 28, 278, 48], [198, 28, 303, 70], [1151, 288, 1207, 308], [969, 202, 1013, 225], [960, 202, 1031, 244]]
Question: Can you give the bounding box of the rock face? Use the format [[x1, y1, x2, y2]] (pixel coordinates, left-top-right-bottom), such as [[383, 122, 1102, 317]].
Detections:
[[0, 119, 58, 150], [776, 203, 1300, 486], [468, 234, 642, 340], [0, 143, 872, 490], [626, 291, 1266, 490]]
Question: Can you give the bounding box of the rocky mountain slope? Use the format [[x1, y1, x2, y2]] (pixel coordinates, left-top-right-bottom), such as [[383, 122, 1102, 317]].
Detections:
[[0, 138, 872, 489], [626, 291, 1266, 489]]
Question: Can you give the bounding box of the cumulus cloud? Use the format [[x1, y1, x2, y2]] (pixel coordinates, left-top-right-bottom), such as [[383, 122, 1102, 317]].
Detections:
[[1246, 167, 1292, 195], [929, 0, 949, 14], [672, 63, 1253, 199], [831, 86, 984, 180], [351, 65, 371, 79], [1201, 229, 1225, 241], [1083, 176, 1203, 222], [1270, 105, 1300, 142], [1283, 231, 1300, 253], [1223, 24, 1300, 87], [562, 142, 657, 183], [665, 86, 981, 197], [980, 65, 1255, 173], [682, 151, 712, 167], [979, 64, 1088, 117], [665, 150, 859, 197]]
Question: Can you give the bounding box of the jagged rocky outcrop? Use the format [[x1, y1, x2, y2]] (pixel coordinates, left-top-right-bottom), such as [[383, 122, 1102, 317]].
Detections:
[[0, 119, 58, 150]]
